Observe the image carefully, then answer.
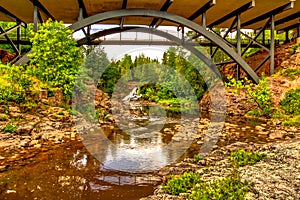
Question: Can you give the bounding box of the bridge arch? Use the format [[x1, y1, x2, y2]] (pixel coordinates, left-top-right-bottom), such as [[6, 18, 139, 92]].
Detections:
[[70, 9, 259, 83]]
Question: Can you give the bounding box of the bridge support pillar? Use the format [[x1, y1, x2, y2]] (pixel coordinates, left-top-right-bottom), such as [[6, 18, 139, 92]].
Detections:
[[270, 15, 275, 75]]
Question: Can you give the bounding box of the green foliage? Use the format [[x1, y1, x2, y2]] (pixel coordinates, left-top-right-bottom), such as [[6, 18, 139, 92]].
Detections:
[[0, 115, 7, 121], [163, 167, 252, 199], [57, 111, 64, 115], [0, 64, 46, 104], [188, 176, 251, 200], [28, 20, 83, 98], [280, 89, 300, 115], [289, 44, 299, 55], [3, 121, 16, 133], [247, 109, 263, 117], [282, 115, 300, 127], [0, 22, 33, 53], [247, 75, 273, 116], [98, 47, 207, 103], [282, 68, 300, 80], [226, 75, 273, 116], [225, 76, 250, 94], [163, 172, 201, 195], [229, 149, 267, 167], [243, 48, 261, 58], [193, 155, 203, 163]]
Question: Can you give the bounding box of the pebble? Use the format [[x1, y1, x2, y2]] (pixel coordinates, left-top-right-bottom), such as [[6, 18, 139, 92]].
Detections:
[[29, 140, 39, 146], [6, 190, 16, 194]]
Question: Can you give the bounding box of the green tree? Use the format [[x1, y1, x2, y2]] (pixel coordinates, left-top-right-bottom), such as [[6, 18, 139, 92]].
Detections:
[[28, 20, 83, 98]]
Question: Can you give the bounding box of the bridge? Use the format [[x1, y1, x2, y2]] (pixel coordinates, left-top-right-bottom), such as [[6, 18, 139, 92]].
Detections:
[[0, 0, 299, 83]]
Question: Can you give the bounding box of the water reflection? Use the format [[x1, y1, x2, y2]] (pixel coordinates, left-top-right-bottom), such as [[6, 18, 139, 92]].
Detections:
[[84, 114, 198, 173], [0, 141, 160, 200]]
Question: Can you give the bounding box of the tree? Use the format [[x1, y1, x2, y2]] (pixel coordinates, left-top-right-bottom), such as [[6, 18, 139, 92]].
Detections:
[[28, 20, 83, 98]]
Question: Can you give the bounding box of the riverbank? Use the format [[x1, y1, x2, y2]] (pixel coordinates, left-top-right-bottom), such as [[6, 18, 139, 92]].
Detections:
[[142, 137, 300, 200]]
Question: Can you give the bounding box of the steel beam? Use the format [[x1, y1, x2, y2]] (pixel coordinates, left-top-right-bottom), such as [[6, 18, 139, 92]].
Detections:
[[240, 31, 269, 51], [209, 1, 254, 28], [77, 26, 141, 45], [149, 0, 173, 27], [236, 14, 241, 80], [0, 6, 26, 27], [254, 55, 270, 72], [262, 29, 265, 45], [0, 26, 19, 54], [215, 60, 236, 66], [78, 0, 88, 19], [270, 15, 275, 75], [211, 16, 238, 58], [188, 0, 216, 21], [69, 9, 259, 83], [242, 2, 294, 27], [278, 23, 300, 34], [37, 10, 44, 23], [0, 39, 31, 45], [31, 0, 55, 21], [34, 4, 38, 32], [120, 0, 127, 28], [209, 29, 235, 50], [17, 22, 21, 53], [0, 23, 22, 37], [78, 39, 264, 47], [202, 12, 206, 28], [241, 18, 271, 56]]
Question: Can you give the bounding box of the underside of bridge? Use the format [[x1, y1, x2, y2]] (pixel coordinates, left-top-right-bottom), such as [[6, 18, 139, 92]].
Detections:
[[0, 0, 300, 83]]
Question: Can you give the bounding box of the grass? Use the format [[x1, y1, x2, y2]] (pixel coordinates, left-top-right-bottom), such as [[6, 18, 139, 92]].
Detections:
[[229, 149, 267, 167], [3, 121, 16, 133]]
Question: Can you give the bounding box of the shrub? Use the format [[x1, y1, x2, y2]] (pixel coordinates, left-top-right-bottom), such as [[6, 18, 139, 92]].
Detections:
[[28, 20, 83, 98], [247, 75, 273, 116], [225, 76, 250, 94], [229, 149, 267, 167], [163, 172, 201, 195], [0, 64, 49, 104], [188, 176, 251, 200], [226, 75, 273, 116], [283, 115, 300, 127], [280, 88, 300, 115]]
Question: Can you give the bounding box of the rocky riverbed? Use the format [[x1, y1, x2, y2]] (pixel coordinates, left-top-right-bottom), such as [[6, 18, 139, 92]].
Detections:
[[142, 137, 300, 200]]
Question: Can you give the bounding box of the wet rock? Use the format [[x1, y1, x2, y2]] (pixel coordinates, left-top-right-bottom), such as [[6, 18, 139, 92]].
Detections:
[[255, 125, 265, 131], [19, 140, 29, 147], [0, 165, 9, 172], [163, 128, 172, 133], [258, 131, 269, 135], [9, 106, 20, 113], [29, 140, 39, 146], [34, 144, 42, 148], [269, 130, 285, 140], [6, 190, 16, 194], [16, 124, 34, 135], [0, 113, 8, 121], [71, 132, 76, 140]]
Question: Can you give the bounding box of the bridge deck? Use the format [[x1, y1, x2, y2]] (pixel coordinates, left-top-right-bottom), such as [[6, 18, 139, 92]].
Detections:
[[0, 0, 298, 31]]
